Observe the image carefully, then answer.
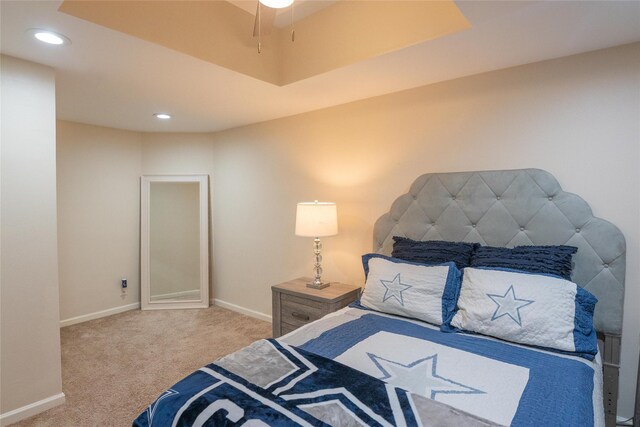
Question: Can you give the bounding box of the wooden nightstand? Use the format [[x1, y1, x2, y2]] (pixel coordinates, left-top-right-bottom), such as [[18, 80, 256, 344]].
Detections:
[[272, 277, 361, 338]]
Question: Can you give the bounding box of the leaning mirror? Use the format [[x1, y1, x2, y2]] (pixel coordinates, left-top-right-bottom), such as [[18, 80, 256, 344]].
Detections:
[[141, 175, 209, 309]]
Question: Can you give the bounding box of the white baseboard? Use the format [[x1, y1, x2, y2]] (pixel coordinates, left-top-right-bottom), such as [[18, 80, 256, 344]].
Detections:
[[212, 298, 271, 323], [0, 392, 65, 426], [59, 302, 140, 328], [59, 298, 269, 328]]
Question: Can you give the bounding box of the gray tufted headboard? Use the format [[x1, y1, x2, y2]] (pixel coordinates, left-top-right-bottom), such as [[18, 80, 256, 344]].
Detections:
[[372, 168, 626, 335], [372, 168, 626, 425]]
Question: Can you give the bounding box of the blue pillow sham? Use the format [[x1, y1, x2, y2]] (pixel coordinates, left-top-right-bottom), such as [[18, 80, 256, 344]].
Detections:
[[446, 267, 598, 359], [392, 237, 479, 270], [361, 253, 461, 326], [469, 245, 577, 280]]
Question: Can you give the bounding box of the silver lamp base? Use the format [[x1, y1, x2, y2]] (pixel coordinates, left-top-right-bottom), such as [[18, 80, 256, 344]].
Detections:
[[307, 237, 330, 290], [306, 281, 330, 290]]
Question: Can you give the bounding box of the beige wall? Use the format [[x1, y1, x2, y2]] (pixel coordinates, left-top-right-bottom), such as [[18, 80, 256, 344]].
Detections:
[[57, 126, 215, 321], [57, 121, 142, 322], [55, 43, 639, 417], [209, 43, 639, 417], [140, 133, 214, 176], [0, 56, 64, 418]]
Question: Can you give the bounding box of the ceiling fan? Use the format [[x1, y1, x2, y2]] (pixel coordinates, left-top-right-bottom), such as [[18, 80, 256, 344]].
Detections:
[[253, 0, 294, 52]]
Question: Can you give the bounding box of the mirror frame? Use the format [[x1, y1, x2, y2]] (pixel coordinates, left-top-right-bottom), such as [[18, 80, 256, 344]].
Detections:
[[140, 175, 210, 310]]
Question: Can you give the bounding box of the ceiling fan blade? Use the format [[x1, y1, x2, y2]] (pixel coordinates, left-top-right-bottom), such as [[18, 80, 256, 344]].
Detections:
[[253, 3, 277, 37]]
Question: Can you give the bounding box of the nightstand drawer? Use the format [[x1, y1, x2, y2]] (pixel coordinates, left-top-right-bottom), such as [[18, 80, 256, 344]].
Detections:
[[281, 297, 324, 327], [272, 278, 361, 338]]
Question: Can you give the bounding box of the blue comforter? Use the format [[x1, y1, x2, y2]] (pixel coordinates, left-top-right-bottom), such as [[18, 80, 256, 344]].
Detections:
[[133, 339, 499, 427], [134, 307, 602, 426], [283, 307, 603, 427]]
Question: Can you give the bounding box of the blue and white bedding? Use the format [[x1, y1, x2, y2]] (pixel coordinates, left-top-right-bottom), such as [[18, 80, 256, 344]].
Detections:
[[133, 337, 500, 427], [448, 267, 598, 358], [360, 254, 460, 326], [134, 307, 603, 427], [282, 307, 604, 427]]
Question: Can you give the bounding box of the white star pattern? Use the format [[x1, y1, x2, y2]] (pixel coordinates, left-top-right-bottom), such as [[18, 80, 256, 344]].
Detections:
[[368, 353, 483, 400], [380, 273, 412, 306], [487, 285, 534, 327]]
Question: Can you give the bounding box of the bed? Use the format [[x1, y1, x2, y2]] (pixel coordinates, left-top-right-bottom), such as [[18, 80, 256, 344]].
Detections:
[[134, 169, 626, 427]]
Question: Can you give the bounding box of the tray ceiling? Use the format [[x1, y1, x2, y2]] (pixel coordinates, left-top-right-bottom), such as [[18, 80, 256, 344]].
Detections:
[[1, 1, 639, 132], [59, 0, 470, 86]]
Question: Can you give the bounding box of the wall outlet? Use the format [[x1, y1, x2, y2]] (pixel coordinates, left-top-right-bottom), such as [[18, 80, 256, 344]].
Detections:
[[121, 278, 127, 288]]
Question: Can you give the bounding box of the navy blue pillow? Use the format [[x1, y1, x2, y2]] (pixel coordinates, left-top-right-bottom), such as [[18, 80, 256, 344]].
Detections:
[[392, 237, 478, 269], [470, 245, 578, 280]]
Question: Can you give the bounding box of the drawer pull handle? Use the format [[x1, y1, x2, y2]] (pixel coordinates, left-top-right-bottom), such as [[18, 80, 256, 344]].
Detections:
[[291, 312, 310, 321]]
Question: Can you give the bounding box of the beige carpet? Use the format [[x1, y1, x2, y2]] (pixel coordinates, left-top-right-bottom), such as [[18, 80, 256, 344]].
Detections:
[[14, 306, 271, 427]]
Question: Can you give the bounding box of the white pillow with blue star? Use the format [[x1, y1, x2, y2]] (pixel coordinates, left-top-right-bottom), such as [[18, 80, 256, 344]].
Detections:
[[447, 267, 598, 358], [360, 254, 461, 326]]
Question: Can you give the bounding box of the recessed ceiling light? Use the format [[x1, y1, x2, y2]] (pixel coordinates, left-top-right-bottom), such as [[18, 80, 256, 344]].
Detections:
[[27, 29, 71, 45], [259, 0, 294, 8], [154, 113, 172, 120]]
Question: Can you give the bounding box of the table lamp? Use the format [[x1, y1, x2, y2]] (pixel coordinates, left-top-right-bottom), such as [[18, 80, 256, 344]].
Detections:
[[295, 201, 338, 289]]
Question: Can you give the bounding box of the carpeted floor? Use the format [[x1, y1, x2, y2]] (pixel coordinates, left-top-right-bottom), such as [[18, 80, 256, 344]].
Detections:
[[14, 306, 271, 427]]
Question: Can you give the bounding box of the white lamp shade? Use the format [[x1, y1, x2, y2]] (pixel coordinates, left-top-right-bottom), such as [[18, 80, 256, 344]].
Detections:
[[295, 202, 338, 237]]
